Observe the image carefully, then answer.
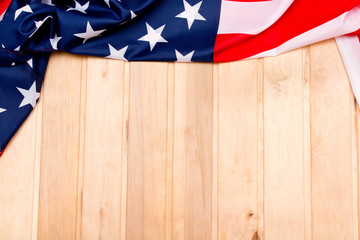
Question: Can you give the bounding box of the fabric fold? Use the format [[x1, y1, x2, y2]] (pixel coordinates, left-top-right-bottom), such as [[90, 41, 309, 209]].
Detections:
[[336, 35, 360, 104]]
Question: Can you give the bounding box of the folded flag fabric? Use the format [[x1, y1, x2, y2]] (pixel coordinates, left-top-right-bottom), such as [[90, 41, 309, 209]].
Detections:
[[1, 0, 360, 156], [337, 35, 360, 103]]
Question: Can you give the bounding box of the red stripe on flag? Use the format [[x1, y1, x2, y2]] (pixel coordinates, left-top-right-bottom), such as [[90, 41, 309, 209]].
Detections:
[[214, 0, 360, 62], [0, 0, 11, 15]]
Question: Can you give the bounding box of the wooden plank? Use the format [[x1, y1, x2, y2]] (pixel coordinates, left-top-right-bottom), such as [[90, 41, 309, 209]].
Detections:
[[263, 49, 306, 239], [37, 53, 82, 240], [0, 97, 42, 240], [120, 61, 130, 240], [165, 63, 175, 240], [351, 91, 359, 240], [217, 59, 262, 240], [32, 97, 42, 240], [75, 56, 88, 240], [212, 63, 219, 240], [257, 59, 265, 240], [303, 46, 312, 240], [349, 61, 359, 240], [310, 39, 357, 239], [126, 62, 168, 240], [172, 63, 213, 240], [80, 58, 129, 239]]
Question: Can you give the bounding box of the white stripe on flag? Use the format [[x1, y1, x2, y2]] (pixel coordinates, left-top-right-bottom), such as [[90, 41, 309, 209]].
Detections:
[[217, 0, 293, 34], [336, 35, 360, 104]]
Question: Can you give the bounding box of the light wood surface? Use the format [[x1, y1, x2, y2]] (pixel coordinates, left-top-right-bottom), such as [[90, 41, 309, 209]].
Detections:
[[0, 39, 359, 240]]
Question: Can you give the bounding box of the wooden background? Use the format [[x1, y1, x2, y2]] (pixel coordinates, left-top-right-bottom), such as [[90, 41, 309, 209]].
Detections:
[[0, 39, 359, 240]]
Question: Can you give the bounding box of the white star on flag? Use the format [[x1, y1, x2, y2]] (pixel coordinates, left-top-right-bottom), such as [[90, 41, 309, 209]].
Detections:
[[138, 23, 167, 51], [14, 5, 33, 21], [130, 10, 137, 19], [104, 0, 110, 7], [17, 81, 40, 108], [0, 108, 6, 114], [50, 33, 62, 50], [67, 0, 89, 14], [27, 59, 33, 68], [176, 0, 206, 30], [106, 44, 128, 61], [74, 21, 106, 44], [14, 46, 20, 51], [175, 50, 195, 62], [29, 16, 53, 38]]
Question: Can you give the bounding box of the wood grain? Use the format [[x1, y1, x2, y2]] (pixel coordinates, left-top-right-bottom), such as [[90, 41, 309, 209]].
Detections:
[[1, 39, 359, 240], [172, 63, 213, 239], [80, 58, 128, 239], [263, 49, 307, 240], [217, 60, 261, 240], [310, 40, 357, 239], [126, 62, 169, 240], [37, 53, 83, 240]]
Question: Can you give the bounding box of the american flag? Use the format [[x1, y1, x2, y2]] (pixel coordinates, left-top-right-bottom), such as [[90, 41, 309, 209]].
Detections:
[[0, 0, 360, 156]]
